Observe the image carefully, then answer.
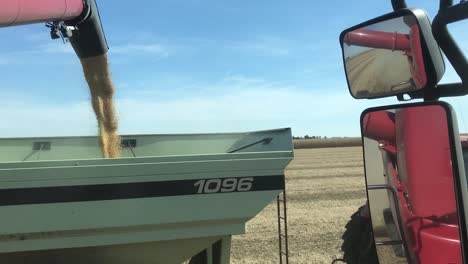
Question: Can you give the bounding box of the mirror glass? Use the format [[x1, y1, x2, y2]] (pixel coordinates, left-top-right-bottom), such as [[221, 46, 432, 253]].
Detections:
[[362, 104, 463, 263], [342, 14, 427, 98]]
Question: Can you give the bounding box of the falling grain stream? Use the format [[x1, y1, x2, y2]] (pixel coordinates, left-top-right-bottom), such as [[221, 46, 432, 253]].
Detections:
[[80, 54, 121, 158]]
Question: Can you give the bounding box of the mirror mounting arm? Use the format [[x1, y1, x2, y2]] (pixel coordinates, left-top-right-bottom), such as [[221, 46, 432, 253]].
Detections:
[[432, 1, 468, 96], [396, 86, 460, 101], [440, 0, 454, 10], [436, 83, 468, 97], [397, 90, 425, 101], [423, 88, 442, 101], [392, 0, 408, 11]]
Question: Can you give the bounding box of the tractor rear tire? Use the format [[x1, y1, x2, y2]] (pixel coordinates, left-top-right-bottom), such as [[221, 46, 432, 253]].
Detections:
[[188, 239, 223, 264], [188, 250, 207, 264], [341, 206, 378, 264]]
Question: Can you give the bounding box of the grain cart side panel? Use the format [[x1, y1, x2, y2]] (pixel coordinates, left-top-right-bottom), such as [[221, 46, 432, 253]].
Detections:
[[0, 129, 293, 264]]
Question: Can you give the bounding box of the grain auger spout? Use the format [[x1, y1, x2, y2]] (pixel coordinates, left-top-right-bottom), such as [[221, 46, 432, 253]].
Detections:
[[0, 0, 107, 58], [0, 0, 120, 158]]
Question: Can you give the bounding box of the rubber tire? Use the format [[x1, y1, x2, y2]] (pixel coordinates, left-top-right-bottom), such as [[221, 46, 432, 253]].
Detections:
[[188, 250, 207, 264], [188, 240, 222, 264], [341, 206, 379, 264]]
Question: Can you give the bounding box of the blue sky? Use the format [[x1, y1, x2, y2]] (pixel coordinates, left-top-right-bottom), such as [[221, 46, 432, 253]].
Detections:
[[0, 0, 467, 137]]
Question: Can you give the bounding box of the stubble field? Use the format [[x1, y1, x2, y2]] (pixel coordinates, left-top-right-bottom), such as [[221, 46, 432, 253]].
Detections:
[[230, 146, 367, 264]]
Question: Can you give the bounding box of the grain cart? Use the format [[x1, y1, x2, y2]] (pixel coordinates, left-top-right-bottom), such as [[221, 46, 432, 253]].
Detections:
[[0, 1, 293, 263], [337, 0, 468, 263]]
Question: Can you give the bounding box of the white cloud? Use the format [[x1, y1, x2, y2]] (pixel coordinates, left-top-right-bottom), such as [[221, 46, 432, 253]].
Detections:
[[0, 42, 77, 67], [230, 35, 334, 59], [232, 36, 293, 57], [1, 41, 171, 61], [0, 101, 96, 137], [0, 75, 402, 138], [38, 42, 75, 54], [110, 43, 170, 57], [0, 57, 7, 65]]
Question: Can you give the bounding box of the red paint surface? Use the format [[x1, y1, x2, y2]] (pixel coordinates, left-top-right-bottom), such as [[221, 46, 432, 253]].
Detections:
[[362, 111, 396, 143], [396, 107, 456, 217], [396, 106, 461, 263], [344, 27, 427, 90], [406, 217, 462, 264], [0, 0, 83, 27], [344, 29, 411, 51], [364, 106, 462, 263], [407, 25, 427, 89]]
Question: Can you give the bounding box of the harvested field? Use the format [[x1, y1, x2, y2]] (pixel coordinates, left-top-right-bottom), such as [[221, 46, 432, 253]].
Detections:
[[345, 49, 413, 97], [230, 147, 367, 263]]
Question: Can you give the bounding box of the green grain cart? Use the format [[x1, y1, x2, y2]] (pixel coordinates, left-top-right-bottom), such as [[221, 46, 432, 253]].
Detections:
[[0, 128, 293, 263]]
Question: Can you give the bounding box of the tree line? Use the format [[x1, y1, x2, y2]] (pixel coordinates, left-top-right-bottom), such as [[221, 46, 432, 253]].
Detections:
[[293, 135, 328, 139]]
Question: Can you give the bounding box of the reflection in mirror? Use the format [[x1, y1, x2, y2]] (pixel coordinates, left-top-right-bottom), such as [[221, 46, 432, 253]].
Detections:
[[362, 104, 463, 264], [342, 14, 426, 98]]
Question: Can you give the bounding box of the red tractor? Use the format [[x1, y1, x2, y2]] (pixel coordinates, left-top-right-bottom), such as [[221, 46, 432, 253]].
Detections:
[[338, 0, 468, 263], [342, 104, 465, 263]]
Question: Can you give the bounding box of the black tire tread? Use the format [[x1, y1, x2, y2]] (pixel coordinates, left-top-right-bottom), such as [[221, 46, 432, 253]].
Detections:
[[340, 206, 378, 264]]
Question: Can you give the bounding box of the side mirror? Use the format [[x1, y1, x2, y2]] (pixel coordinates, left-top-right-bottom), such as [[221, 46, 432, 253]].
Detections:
[[361, 102, 467, 263], [340, 9, 445, 99]]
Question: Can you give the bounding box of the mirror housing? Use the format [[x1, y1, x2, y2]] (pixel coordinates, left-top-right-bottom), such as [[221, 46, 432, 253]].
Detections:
[[340, 9, 445, 99], [361, 102, 467, 263]]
